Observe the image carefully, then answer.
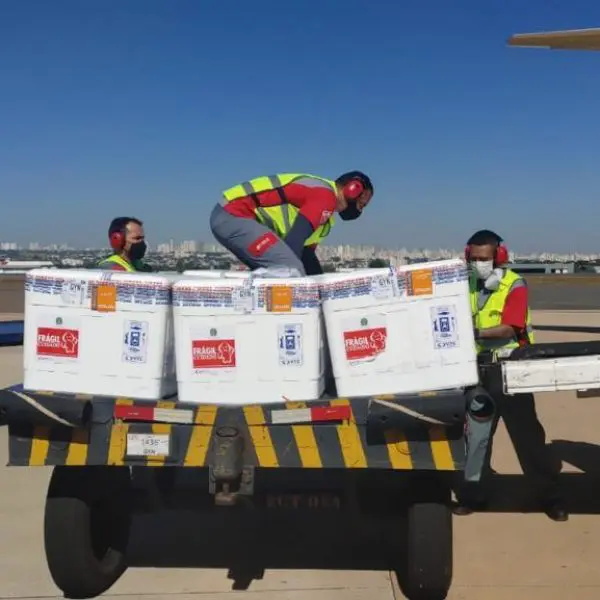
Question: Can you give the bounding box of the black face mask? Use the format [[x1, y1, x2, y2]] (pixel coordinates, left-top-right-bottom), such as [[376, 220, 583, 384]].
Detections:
[[129, 241, 147, 261], [338, 202, 362, 221]]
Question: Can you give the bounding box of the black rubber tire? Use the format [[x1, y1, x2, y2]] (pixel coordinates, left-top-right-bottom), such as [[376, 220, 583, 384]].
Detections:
[[402, 501, 453, 600], [44, 466, 132, 599]]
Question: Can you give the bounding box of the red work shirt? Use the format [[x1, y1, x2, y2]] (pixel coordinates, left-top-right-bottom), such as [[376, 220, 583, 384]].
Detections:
[[501, 285, 530, 345], [223, 182, 337, 231]]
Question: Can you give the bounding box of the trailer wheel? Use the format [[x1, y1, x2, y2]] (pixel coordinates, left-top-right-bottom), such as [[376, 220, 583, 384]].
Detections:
[[44, 466, 132, 599], [398, 499, 453, 600]]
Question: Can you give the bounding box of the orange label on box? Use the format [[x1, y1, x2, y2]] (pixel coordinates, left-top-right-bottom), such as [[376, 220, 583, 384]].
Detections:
[[93, 284, 117, 312], [267, 285, 293, 312], [410, 269, 433, 296]]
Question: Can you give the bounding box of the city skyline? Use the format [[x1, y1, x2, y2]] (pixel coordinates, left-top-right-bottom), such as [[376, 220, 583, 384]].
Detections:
[[2, 238, 599, 263]]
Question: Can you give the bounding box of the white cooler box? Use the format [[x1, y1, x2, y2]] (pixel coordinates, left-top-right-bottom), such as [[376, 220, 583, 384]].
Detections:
[[183, 270, 228, 278], [172, 275, 325, 404], [23, 268, 176, 400], [317, 259, 479, 397]]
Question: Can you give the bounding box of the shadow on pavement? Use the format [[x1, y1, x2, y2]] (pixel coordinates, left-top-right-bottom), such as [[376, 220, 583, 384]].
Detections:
[[127, 505, 401, 590], [124, 444, 600, 591], [552, 439, 600, 477], [464, 440, 600, 515]]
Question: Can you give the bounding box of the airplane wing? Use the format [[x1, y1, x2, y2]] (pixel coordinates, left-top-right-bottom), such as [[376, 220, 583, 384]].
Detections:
[[508, 28, 600, 51]]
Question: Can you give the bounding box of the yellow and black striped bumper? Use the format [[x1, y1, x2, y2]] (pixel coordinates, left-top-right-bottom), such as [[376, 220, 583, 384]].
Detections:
[[4, 391, 466, 471]]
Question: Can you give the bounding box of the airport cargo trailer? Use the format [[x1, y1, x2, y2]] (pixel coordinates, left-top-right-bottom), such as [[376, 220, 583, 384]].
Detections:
[[0, 384, 467, 600], [8, 262, 483, 599]]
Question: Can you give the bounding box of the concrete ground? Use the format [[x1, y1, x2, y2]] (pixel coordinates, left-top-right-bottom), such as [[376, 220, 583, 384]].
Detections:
[[2, 311, 600, 599]]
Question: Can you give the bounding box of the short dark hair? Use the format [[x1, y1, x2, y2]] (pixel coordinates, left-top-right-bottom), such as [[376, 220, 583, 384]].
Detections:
[[467, 229, 503, 247], [108, 217, 143, 237], [335, 170, 374, 193]]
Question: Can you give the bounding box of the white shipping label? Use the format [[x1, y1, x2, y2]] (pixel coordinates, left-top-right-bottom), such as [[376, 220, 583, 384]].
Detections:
[[123, 320, 149, 364], [278, 323, 303, 367], [127, 433, 170, 457], [232, 280, 255, 313], [431, 305, 459, 350], [370, 268, 399, 300], [60, 280, 88, 306]]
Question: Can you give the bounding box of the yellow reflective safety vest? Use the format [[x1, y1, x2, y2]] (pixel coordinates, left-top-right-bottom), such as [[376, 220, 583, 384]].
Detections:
[[470, 269, 535, 356], [222, 173, 336, 246], [98, 255, 136, 272]]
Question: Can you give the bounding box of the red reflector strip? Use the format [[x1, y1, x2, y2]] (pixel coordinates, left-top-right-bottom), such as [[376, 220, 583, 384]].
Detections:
[[114, 405, 194, 424], [311, 405, 352, 422], [270, 404, 352, 425], [114, 405, 154, 421]]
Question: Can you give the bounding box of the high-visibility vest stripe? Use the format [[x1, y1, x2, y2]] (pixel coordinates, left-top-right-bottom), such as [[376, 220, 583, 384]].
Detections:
[[470, 269, 535, 356], [222, 173, 336, 246], [99, 255, 136, 272]]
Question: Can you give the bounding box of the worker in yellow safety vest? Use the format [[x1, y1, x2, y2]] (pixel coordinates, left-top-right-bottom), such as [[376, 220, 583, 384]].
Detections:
[[455, 229, 567, 522], [209, 171, 374, 275], [98, 217, 151, 272]]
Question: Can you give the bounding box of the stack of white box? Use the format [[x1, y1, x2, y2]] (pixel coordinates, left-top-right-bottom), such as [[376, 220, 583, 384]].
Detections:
[[21, 259, 478, 403], [316, 259, 478, 397], [172, 273, 325, 404], [23, 268, 177, 399]]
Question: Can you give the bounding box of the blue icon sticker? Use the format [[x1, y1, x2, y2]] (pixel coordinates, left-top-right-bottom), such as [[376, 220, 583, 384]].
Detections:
[[278, 323, 303, 367], [123, 320, 148, 363], [431, 306, 459, 350]]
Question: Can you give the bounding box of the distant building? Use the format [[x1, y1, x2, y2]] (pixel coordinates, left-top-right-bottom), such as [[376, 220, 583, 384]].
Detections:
[[508, 262, 575, 274]]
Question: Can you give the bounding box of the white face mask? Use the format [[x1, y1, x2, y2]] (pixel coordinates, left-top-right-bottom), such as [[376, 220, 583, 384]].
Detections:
[[472, 260, 494, 280]]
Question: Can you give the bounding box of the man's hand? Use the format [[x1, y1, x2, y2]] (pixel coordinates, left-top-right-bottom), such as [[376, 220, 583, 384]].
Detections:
[[477, 324, 517, 340]]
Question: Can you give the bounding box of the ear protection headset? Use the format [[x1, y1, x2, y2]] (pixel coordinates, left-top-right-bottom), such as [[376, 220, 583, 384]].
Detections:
[[342, 178, 365, 201], [109, 227, 126, 251], [464, 234, 509, 267]]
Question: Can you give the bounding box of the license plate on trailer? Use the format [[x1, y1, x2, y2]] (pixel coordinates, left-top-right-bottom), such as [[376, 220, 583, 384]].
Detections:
[[126, 433, 170, 457], [265, 492, 341, 510]]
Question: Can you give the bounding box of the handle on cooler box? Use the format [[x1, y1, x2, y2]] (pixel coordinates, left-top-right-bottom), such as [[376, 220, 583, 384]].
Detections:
[[366, 389, 467, 440]]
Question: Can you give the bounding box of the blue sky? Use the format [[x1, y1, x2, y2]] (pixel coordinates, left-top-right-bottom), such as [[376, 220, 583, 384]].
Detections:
[[2, 0, 600, 252]]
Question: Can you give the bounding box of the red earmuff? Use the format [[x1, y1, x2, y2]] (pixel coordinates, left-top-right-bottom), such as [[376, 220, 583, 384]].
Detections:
[[342, 179, 364, 201], [494, 244, 509, 266], [465, 243, 509, 266], [110, 231, 126, 251]]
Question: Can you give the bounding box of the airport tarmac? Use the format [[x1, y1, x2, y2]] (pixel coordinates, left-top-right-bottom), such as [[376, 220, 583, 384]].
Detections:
[[2, 310, 600, 599]]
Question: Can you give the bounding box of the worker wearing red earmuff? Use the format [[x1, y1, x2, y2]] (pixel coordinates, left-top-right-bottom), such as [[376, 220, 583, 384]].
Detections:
[[456, 229, 566, 522], [98, 217, 150, 272], [465, 229, 534, 350], [210, 171, 374, 275]]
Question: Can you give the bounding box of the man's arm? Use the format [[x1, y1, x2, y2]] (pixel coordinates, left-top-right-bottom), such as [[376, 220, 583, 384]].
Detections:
[[282, 184, 337, 258], [476, 284, 528, 341], [283, 215, 315, 258], [301, 246, 323, 275]]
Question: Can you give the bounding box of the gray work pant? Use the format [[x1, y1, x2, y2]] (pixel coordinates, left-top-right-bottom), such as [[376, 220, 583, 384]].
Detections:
[[464, 388, 560, 498], [209, 204, 306, 274]]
